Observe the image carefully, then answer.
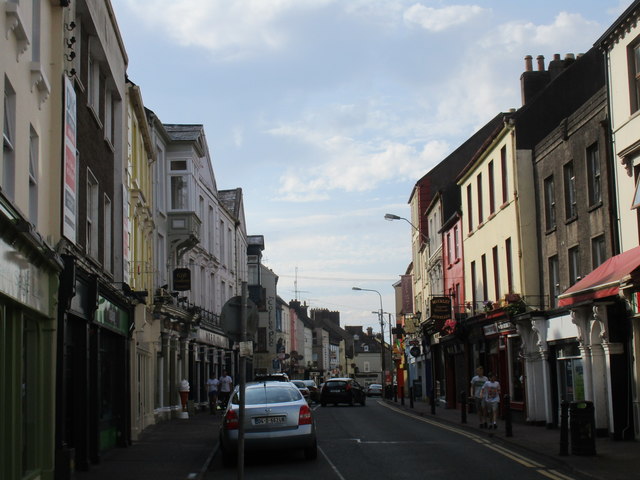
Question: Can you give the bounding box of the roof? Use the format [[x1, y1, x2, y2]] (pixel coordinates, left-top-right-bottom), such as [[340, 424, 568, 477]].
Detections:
[[218, 188, 242, 220], [595, 0, 640, 50], [164, 124, 204, 142]]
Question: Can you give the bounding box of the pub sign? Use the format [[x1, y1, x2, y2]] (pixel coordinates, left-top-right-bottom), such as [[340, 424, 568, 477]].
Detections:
[[173, 268, 191, 291]]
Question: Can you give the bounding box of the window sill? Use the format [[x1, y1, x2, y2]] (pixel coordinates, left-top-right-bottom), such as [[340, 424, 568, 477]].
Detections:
[[588, 201, 602, 213], [454, 258, 461, 264], [500, 201, 509, 210], [488, 212, 497, 221], [477, 221, 485, 230], [104, 136, 115, 153], [87, 104, 103, 130], [545, 226, 557, 236], [565, 215, 578, 225]]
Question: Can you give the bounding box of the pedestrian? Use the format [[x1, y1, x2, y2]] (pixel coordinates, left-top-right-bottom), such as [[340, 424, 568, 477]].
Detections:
[[219, 370, 233, 408], [206, 373, 220, 414], [470, 366, 488, 428], [481, 372, 501, 429]]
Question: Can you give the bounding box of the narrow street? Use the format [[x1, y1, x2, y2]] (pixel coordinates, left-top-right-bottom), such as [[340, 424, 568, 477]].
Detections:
[[206, 400, 584, 480]]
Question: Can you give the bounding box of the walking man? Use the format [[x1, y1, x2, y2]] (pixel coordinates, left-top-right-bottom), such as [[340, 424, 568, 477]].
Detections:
[[206, 373, 220, 414], [219, 370, 233, 408], [470, 366, 488, 428], [481, 372, 501, 429]]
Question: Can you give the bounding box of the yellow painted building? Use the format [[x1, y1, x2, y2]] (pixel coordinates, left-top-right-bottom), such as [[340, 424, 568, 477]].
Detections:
[[125, 81, 157, 439]]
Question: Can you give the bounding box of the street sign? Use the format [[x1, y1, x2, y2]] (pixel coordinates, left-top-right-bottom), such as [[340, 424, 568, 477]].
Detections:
[[220, 296, 258, 340]]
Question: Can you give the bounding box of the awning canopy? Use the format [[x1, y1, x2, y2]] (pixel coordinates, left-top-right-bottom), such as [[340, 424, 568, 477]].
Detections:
[[558, 246, 640, 307]]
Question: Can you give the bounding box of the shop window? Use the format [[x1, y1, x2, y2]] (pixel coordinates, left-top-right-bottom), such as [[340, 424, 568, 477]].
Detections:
[[557, 344, 584, 402], [508, 336, 524, 403], [22, 315, 38, 475]]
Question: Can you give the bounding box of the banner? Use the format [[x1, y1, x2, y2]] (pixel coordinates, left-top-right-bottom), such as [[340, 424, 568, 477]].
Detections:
[[401, 274, 413, 313], [62, 75, 77, 243]]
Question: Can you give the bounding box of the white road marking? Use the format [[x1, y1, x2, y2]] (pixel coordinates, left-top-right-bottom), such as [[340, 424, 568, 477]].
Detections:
[[318, 445, 347, 480]]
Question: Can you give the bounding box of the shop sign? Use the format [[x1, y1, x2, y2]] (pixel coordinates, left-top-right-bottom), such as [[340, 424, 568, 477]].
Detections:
[[173, 268, 191, 291], [0, 237, 52, 314], [430, 296, 451, 320], [62, 75, 77, 244], [483, 323, 498, 336], [497, 321, 514, 332], [95, 295, 129, 335], [197, 329, 229, 348]]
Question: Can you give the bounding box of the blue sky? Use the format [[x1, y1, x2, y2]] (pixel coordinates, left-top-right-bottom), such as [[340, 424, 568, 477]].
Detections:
[[111, 0, 629, 333]]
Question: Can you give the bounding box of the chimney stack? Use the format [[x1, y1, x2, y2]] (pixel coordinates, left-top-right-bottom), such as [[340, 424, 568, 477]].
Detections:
[[536, 55, 545, 71], [524, 55, 533, 72], [366, 327, 373, 336]]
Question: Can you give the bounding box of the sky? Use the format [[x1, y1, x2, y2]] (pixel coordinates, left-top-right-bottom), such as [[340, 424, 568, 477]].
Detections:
[[110, 0, 630, 333]]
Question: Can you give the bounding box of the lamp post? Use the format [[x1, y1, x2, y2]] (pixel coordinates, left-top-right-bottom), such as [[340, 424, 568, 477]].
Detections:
[[385, 213, 436, 414], [352, 287, 386, 395]]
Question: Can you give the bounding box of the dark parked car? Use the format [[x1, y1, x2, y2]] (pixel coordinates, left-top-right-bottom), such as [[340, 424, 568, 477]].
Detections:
[[366, 383, 383, 397], [320, 378, 366, 406], [220, 382, 317, 466]]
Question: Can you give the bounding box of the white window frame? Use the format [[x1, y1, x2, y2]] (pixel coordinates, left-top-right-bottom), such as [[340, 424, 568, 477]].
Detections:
[[29, 126, 39, 224], [104, 194, 112, 272], [87, 169, 99, 259], [3, 79, 16, 199]]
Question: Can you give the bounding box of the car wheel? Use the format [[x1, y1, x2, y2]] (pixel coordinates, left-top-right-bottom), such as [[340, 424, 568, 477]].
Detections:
[[221, 448, 236, 468], [360, 396, 366, 406], [304, 442, 318, 461]]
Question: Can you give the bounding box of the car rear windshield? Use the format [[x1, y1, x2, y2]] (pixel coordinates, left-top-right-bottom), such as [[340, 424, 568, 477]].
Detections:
[[325, 381, 347, 387], [232, 386, 302, 405], [291, 381, 306, 388]]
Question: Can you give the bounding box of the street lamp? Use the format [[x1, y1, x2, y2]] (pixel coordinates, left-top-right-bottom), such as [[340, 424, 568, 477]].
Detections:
[[384, 213, 429, 243], [352, 286, 386, 395]]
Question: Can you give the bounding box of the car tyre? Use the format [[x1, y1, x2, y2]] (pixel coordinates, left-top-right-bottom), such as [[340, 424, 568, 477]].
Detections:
[[221, 448, 236, 468], [360, 396, 366, 406], [304, 445, 318, 461]]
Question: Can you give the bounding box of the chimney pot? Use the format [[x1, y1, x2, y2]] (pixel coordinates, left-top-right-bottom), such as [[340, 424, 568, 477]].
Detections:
[[553, 53, 561, 61], [524, 55, 533, 72], [536, 55, 545, 71], [565, 53, 575, 60]]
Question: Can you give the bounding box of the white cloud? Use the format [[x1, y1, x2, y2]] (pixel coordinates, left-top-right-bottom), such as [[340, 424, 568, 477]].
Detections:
[[479, 12, 601, 52], [121, 0, 334, 59], [403, 3, 487, 32]]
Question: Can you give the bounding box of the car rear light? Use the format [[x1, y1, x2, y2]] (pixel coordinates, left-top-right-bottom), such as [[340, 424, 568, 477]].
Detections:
[[346, 383, 352, 391], [224, 409, 239, 430], [298, 404, 313, 425]]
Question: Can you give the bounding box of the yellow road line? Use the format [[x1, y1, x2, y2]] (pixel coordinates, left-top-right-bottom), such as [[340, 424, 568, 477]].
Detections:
[[379, 400, 573, 479]]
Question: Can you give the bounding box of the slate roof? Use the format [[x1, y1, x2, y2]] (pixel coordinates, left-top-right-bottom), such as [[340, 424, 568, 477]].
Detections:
[[163, 124, 204, 141], [219, 188, 242, 220]]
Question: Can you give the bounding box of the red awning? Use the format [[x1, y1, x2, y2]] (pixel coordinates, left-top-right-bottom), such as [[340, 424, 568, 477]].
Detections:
[[558, 246, 640, 307]]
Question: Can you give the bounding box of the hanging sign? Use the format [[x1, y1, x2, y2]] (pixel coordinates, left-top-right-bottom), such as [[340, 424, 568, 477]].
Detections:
[[430, 296, 451, 320], [173, 268, 191, 291]]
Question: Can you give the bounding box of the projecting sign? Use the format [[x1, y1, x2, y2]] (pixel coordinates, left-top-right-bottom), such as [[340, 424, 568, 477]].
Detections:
[[173, 268, 191, 291], [430, 296, 451, 320], [62, 75, 77, 244]]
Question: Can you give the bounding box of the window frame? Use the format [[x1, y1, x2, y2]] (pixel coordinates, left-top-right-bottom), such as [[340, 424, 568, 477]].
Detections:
[[86, 169, 99, 259], [586, 143, 601, 206], [564, 160, 577, 220], [544, 175, 556, 231]]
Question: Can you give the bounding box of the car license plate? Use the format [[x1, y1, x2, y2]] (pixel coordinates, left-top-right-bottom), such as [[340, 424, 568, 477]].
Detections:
[[330, 389, 341, 393], [254, 416, 286, 425]]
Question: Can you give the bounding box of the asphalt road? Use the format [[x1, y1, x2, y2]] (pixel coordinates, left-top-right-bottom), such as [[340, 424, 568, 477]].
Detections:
[[206, 399, 586, 480]]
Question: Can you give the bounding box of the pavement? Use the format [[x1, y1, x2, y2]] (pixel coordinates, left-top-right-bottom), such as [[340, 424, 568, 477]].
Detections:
[[70, 399, 640, 480], [73, 410, 221, 480]]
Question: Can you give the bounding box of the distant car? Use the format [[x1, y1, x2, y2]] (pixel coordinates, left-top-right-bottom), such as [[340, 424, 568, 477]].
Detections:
[[366, 384, 383, 397], [254, 372, 290, 382], [291, 380, 311, 401], [219, 382, 317, 466], [320, 378, 366, 406], [302, 379, 319, 402]]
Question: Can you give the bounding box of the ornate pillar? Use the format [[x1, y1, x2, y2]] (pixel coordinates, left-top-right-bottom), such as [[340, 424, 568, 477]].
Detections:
[[531, 317, 552, 426], [571, 309, 593, 401]]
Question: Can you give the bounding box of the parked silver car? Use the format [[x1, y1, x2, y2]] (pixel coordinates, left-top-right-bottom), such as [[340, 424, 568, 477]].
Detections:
[[219, 381, 318, 466]]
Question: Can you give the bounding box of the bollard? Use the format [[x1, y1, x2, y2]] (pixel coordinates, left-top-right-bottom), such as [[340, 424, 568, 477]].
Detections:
[[409, 386, 414, 408], [559, 400, 569, 456], [460, 391, 467, 424], [503, 394, 513, 437]]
